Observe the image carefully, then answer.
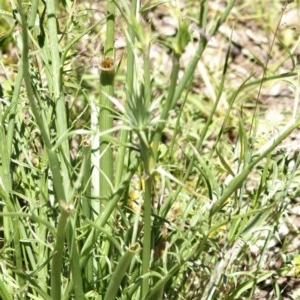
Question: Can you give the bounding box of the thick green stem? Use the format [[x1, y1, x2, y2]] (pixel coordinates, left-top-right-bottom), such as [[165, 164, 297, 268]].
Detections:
[[99, 0, 116, 207], [97, 0, 116, 280], [104, 243, 140, 300], [99, 68, 115, 201]]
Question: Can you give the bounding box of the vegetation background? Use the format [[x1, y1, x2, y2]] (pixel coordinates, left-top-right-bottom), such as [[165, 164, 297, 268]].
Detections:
[[0, 0, 299, 299]]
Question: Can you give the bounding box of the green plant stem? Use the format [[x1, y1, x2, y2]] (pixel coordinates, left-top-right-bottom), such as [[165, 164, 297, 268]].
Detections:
[[114, 0, 137, 187], [152, 53, 180, 162], [138, 137, 153, 298], [99, 0, 116, 205], [97, 0, 116, 282], [51, 203, 73, 300], [138, 27, 154, 297], [79, 140, 92, 218], [69, 224, 84, 300], [104, 0, 115, 58], [46, 0, 71, 200], [141, 173, 152, 298], [104, 243, 140, 300], [74, 138, 93, 286], [99, 69, 115, 201]]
